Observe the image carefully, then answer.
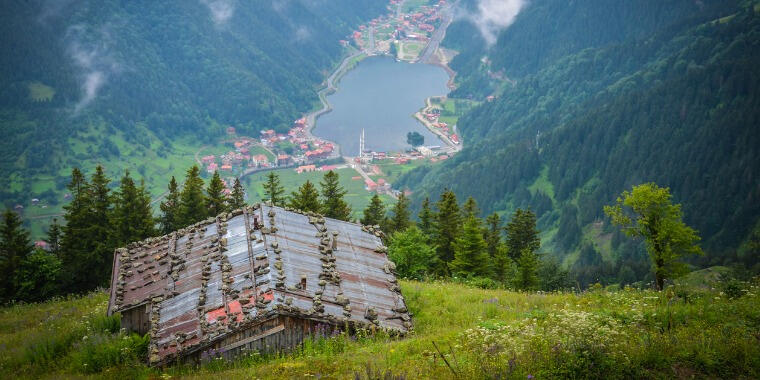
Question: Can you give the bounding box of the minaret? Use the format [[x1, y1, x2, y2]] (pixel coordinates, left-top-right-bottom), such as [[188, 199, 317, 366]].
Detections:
[[359, 128, 365, 159]]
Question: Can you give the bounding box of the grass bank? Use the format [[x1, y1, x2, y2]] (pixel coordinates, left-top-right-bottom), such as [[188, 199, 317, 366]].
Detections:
[[1, 276, 758, 379]]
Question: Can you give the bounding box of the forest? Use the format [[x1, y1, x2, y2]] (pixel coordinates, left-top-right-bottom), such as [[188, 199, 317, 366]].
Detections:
[[0, 0, 387, 208], [397, 0, 760, 283]]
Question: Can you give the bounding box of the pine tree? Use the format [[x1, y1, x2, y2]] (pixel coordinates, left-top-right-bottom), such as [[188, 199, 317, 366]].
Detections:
[[206, 170, 228, 217], [434, 189, 461, 275], [320, 171, 351, 220], [230, 177, 246, 210], [505, 208, 540, 261], [263, 171, 285, 206], [112, 170, 155, 246], [159, 176, 180, 234], [178, 165, 207, 227], [0, 209, 33, 303], [45, 218, 62, 256], [288, 180, 321, 213], [361, 194, 385, 226], [388, 192, 411, 233], [484, 213, 502, 258], [88, 165, 115, 289], [516, 248, 540, 290], [450, 216, 491, 278], [417, 197, 434, 238], [461, 196, 480, 219], [59, 168, 91, 292]]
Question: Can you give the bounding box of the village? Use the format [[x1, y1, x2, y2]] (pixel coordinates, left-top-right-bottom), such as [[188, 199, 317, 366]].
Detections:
[[344, 0, 449, 61]]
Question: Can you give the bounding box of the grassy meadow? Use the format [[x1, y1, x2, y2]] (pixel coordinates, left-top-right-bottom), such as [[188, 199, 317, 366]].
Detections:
[[1, 273, 758, 379]]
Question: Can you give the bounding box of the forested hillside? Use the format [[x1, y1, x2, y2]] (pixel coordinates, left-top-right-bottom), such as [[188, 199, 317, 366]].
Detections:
[[398, 0, 760, 281], [0, 0, 386, 207]]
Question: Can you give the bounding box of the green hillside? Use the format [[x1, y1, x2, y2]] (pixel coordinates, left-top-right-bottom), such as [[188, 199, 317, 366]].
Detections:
[[0, 277, 758, 379], [0, 0, 387, 221], [397, 0, 760, 281]]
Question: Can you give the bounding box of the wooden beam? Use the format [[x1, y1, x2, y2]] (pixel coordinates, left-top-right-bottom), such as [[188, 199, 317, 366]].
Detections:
[[222, 324, 285, 351]]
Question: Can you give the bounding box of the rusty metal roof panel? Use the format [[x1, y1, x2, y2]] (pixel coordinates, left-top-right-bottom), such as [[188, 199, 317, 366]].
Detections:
[[108, 204, 410, 365]]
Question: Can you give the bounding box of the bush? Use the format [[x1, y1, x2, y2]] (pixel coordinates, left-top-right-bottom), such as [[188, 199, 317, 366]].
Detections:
[[70, 333, 149, 373]]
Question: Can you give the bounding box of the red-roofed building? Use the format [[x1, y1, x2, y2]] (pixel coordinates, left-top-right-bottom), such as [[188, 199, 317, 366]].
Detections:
[[201, 155, 215, 164], [296, 165, 316, 174], [226, 126, 236, 135], [221, 164, 232, 171], [450, 134, 460, 144], [207, 162, 218, 173], [253, 154, 269, 164], [364, 178, 377, 191], [320, 165, 338, 172], [277, 154, 292, 166]]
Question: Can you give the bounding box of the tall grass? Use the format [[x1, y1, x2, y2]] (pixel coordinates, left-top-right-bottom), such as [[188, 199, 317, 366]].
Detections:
[[1, 276, 758, 379]]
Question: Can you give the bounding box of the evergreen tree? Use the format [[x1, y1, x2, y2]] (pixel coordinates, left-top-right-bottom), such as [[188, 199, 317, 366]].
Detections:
[[484, 213, 502, 258], [505, 208, 540, 261], [288, 180, 322, 213], [461, 196, 480, 219], [45, 218, 62, 256], [206, 170, 228, 217], [178, 165, 207, 227], [159, 176, 181, 234], [388, 192, 411, 233], [59, 168, 92, 292], [417, 197, 434, 238], [263, 171, 286, 206], [320, 171, 351, 220], [230, 177, 246, 210], [604, 183, 702, 290], [433, 189, 461, 275], [450, 216, 491, 278], [492, 243, 513, 283], [0, 209, 33, 303], [112, 170, 155, 246], [361, 194, 385, 226], [388, 226, 436, 279], [516, 248, 540, 290], [87, 165, 115, 289]]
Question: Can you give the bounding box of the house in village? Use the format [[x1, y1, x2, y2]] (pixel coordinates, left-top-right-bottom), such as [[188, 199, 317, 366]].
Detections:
[[108, 204, 411, 365]]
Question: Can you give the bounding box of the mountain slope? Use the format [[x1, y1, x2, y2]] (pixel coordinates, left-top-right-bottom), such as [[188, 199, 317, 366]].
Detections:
[[0, 0, 386, 207], [398, 0, 760, 273]]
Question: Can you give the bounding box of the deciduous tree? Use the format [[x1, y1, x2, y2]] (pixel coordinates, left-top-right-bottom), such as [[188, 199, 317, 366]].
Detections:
[[388, 226, 436, 279], [604, 183, 702, 290]]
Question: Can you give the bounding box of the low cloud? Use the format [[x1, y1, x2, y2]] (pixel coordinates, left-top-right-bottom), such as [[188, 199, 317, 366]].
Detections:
[[295, 26, 311, 42], [201, 0, 235, 25], [66, 24, 121, 113], [466, 0, 527, 46]]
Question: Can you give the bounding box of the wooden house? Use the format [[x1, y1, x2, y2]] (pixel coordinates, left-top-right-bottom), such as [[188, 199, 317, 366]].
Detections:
[[107, 204, 410, 365]]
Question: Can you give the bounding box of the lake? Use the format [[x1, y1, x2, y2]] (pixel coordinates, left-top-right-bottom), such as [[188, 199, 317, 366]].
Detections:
[[314, 56, 449, 155]]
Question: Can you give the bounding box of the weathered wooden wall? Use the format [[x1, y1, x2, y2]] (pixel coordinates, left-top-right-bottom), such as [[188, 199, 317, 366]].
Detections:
[[121, 303, 151, 336], [188, 315, 340, 362]]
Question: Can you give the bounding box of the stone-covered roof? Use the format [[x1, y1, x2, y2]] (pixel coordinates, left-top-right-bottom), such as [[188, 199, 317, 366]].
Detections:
[[107, 204, 410, 365]]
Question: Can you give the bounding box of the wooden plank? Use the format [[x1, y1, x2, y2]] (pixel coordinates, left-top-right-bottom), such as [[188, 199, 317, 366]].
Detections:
[[222, 324, 285, 352]]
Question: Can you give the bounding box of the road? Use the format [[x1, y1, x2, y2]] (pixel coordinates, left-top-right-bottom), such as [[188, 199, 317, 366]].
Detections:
[[418, 4, 455, 64]]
